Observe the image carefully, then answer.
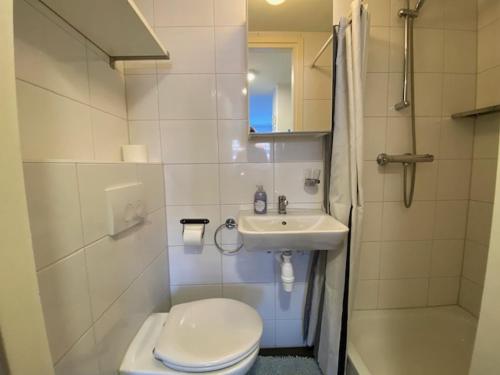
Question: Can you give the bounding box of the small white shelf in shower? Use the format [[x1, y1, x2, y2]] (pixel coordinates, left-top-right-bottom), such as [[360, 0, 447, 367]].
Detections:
[[451, 104, 500, 119]]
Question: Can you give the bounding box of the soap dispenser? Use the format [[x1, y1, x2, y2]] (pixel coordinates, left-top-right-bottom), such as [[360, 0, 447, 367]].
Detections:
[[254, 185, 267, 214]]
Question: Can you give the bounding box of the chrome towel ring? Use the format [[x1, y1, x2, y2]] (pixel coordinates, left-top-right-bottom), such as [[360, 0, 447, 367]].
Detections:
[[214, 218, 244, 255]]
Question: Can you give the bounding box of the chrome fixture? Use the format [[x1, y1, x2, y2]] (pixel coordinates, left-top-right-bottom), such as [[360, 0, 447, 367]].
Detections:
[[305, 168, 321, 187], [278, 195, 288, 215], [214, 218, 243, 254], [376, 153, 434, 166], [378, 0, 433, 208]]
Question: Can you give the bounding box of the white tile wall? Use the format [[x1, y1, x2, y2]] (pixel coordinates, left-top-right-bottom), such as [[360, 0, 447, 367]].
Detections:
[[24, 162, 169, 372], [123, 0, 327, 347], [15, 0, 129, 163], [355, 0, 480, 311]]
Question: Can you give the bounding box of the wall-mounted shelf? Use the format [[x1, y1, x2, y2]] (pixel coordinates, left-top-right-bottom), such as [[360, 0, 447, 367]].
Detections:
[[451, 105, 500, 119], [39, 0, 169, 67], [249, 131, 330, 139]]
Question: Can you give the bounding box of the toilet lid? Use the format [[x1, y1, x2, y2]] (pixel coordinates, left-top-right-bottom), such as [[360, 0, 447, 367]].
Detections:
[[153, 298, 263, 372]]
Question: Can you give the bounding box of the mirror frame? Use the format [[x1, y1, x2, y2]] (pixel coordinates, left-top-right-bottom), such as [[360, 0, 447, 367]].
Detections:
[[247, 32, 304, 135]]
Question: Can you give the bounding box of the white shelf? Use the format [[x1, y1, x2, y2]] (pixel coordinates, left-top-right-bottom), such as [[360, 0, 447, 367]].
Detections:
[[39, 0, 168, 62]]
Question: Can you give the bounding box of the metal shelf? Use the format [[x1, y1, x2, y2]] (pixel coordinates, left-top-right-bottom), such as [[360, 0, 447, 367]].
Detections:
[[451, 105, 500, 119]]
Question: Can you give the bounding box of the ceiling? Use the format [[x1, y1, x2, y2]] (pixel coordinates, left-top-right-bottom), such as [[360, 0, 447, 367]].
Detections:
[[248, 0, 333, 32], [248, 48, 292, 95]]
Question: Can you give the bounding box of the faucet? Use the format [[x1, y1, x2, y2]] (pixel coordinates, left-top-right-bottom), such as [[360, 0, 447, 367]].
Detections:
[[278, 195, 288, 215]]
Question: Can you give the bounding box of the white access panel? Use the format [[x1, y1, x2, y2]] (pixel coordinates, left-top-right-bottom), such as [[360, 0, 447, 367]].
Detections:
[[105, 182, 146, 236]]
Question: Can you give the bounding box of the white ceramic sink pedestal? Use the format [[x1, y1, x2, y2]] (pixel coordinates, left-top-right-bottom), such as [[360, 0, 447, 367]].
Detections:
[[238, 210, 349, 251]]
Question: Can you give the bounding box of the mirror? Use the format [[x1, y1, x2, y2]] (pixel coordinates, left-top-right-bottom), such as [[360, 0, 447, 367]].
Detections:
[[248, 0, 333, 135]]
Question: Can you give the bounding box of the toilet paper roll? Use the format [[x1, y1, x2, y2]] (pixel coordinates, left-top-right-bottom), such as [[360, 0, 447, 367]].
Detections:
[[122, 145, 148, 163], [183, 224, 205, 247]]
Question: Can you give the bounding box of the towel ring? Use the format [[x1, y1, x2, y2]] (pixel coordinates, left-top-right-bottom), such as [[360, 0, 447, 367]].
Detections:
[[214, 218, 244, 255]]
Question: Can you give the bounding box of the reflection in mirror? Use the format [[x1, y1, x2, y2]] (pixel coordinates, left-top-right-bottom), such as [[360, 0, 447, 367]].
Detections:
[[248, 0, 333, 135]]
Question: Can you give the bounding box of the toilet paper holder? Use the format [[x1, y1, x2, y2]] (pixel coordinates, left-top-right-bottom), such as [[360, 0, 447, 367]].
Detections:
[[180, 218, 210, 236]]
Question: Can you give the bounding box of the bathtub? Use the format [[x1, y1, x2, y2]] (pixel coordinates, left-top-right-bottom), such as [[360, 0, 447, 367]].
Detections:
[[347, 306, 477, 375]]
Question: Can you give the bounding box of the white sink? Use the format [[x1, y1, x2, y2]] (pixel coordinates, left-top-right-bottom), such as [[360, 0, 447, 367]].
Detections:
[[238, 210, 349, 251]]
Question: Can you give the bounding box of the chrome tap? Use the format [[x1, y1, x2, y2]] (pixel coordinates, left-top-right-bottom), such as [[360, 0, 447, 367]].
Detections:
[[278, 195, 288, 215]]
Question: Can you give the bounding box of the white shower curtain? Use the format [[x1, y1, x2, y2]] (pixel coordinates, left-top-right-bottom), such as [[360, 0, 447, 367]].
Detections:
[[318, 1, 369, 374]]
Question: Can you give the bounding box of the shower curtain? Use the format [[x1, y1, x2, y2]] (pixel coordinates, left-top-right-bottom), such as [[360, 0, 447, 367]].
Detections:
[[317, 1, 369, 374]]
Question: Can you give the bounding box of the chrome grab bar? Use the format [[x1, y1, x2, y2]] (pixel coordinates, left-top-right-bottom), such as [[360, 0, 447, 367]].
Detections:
[[376, 153, 434, 166]]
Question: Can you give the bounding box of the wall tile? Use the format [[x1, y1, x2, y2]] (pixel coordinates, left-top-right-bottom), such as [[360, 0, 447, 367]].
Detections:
[[463, 241, 489, 285], [223, 283, 275, 319], [14, 0, 89, 103], [164, 164, 220, 205], [216, 74, 248, 119], [171, 284, 223, 305], [215, 0, 246, 26], [459, 277, 483, 317], [133, 0, 155, 26], [473, 114, 500, 159], [16, 80, 93, 160], [220, 163, 274, 204], [54, 329, 99, 375], [274, 162, 323, 204], [381, 201, 435, 241], [442, 74, 476, 116], [303, 32, 333, 67], [275, 319, 305, 348], [38, 250, 93, 362], [155, 27, 215, 74], [87, 45, 127, 118], [476, 66, 500, 108], [222, 249, 276, 283], [378, 278, 429, 308], [154, 0, 214, 26], [139, 208, 168, 267], [367, 27, 390, 73], [444, 30, 477, 74], [158, 74, 217, 119], [466, 201, 494, 245], [439, 118, 474, 160], [125, 75, 159, 120], [215, 27, 246, 73], [23, 163, 84, 269], [169, 245, 222, 285], [219, 120, 273, 163], [90, 110, 128, 161], [380, 241, 432, 279], [383, 162, 438, 202], [363, 162, 384, 202], [161, 120, 219, 163], [477, 19, 500, 72], [477, 0, 500, 28], [430, 240, 464, 277], [260, 320, 276, 348], [136, 163, 166, 212], [437, 160, 471, 200], [413, 29, 444, 73], [274, 137, 323, 163], [434, 200, 468, 240], [428, 277, 460, 306], [276, 282, 307, 320], [470, 159, 497, 202], [364, 73, 388, 117], [444, 0, 477, 31], [129, 121, 162, 162], [85, 234, 143, 319]]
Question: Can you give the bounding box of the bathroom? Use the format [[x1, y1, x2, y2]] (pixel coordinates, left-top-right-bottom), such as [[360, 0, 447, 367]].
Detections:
[[1, 0, 500, 374]]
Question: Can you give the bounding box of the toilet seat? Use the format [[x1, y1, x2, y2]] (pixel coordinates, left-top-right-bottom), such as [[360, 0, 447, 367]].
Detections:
[[154, 299, 263, 372], [120, 299, 263, 375]]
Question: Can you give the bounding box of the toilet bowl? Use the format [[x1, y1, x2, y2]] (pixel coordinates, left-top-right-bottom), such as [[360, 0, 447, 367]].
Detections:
[[120, 298, 263, 375]]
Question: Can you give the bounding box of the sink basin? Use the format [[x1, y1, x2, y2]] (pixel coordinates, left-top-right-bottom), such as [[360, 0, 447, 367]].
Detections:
[[238, 210, 349, 251]]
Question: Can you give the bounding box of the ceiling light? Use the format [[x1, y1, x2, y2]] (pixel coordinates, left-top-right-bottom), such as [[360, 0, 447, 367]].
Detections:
[[247, 71, 256, 82], [266, 0, 286, 6]]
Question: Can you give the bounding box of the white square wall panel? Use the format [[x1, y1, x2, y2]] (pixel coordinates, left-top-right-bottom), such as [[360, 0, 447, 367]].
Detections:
[[164, 164, 220, 205]]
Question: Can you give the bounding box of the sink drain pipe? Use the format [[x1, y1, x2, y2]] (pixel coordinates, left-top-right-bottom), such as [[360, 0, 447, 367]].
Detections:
[[280, 251, 295, 292]]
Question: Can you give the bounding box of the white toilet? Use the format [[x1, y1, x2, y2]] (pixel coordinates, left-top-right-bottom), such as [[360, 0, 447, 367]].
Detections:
[[120, 298, 263, 375]]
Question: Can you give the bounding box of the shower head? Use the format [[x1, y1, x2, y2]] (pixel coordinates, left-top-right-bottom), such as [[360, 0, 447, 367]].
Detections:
[[415, 0, 427, 11]]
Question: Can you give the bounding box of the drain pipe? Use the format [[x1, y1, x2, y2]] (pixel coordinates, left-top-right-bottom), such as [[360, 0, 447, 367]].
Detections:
[[280, 251, 295, 292]]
